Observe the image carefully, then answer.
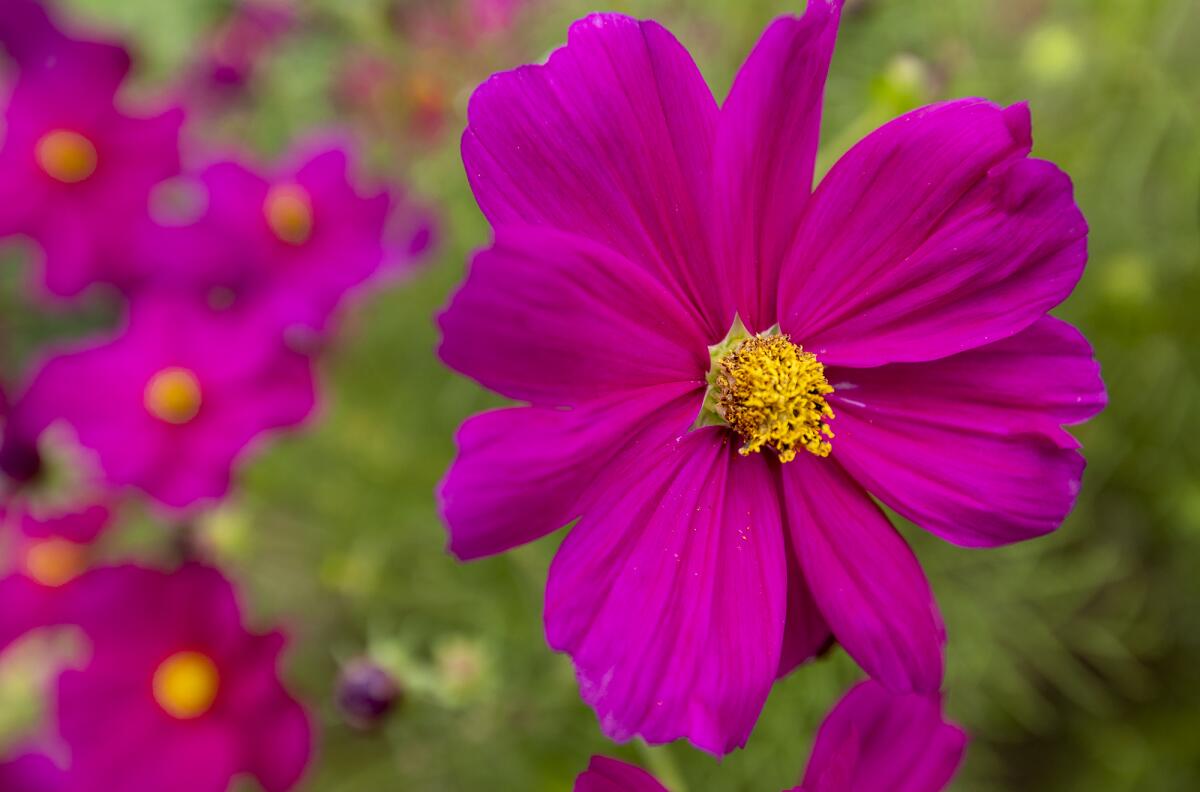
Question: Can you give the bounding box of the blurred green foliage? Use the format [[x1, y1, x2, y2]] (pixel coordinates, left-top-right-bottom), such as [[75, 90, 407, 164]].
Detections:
[[3, 0, 1199, 789]]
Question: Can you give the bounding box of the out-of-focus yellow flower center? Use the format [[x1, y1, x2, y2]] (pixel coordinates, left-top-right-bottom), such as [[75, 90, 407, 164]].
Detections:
[[701, 319, 834, 463], [35, 130, 98, 184], [264, 184, 313, 245], [24, 538, 87, 587], [153, 651, 220, 719], [145, 368, 203, 425]]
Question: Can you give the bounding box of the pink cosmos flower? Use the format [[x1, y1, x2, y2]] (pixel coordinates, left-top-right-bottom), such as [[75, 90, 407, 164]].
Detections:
[[55, 563, 311, 791], [575, 680, 966, 792], [11, 295, 316, 509], [0, 1, 183, 298], [136, 140, 431, 334], [440, 1, 1105, 755]]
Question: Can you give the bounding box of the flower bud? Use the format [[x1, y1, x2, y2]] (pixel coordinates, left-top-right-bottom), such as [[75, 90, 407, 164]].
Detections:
[[336, 657, 401, 731]]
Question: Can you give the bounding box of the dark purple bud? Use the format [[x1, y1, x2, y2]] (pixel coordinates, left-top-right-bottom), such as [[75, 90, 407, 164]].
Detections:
[[336, 657, 401, 731], [0, 434, 43, 485]]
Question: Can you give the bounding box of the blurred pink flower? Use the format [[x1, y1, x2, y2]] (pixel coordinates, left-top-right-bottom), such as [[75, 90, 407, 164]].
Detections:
[[440, 0, 1104, 755], [465, 0, 527, 38], [0, 1, 183, 298], [0, 498, 112, 650], [55, 564, 311, 791], [576, 680, 966, 792], [12, 295, 316, 509], [184, 1, 295, 108], [136, 140, 433, 334], [391, 0, 530, 45]]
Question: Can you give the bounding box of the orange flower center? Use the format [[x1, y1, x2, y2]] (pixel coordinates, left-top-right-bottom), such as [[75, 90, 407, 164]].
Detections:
[[145, 368, 203, 425], [24, 538, 87, 587], [153, 651, 220, 719], [264, 184, 313, 245], [35, 130, 98, 184]]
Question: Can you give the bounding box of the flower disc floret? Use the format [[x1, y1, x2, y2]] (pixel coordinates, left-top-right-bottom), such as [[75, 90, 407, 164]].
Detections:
[[35, 130, 98, 183], [24, 538, 87, 587], [144, 368, 202, 425], [714, 332, 835, 462], [264, 183, 314, 245], [153, 651, 220, 719]]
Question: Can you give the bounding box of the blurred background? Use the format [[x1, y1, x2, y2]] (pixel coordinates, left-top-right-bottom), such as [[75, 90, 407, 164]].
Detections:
[[1, 0, 1198, 789]]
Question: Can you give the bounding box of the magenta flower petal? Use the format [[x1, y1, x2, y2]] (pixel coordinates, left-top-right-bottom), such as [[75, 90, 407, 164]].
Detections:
[[546, 430, 787, 754], [800, 681, 966, 792], [440, 382, 702, 560], [103, 726, 240, 792], [462, 13, 729, 337], [777, 550, 833, 679], [0, 752, 69, 792], [783, 455, 944, 693], [713, 1, 842, 332], [778, 100, 1087, 366], [575, 680, 965, 792], [828, 317, 1106, 547], [574, 755, 669, 792], [439, 227, 710, 406], [0, 0, 69, 65], [17, 501, 112, 543], [245, 694, 313, 792], [0, 574, 57, 650]]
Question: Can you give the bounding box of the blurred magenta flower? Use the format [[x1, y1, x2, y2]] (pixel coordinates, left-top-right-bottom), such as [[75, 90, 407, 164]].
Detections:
[[0, 499, 111, 650], [2, 503, 110, 586], [0, 1, 183, 298], [184, 1, 295, 108], [575, 680, 965, 791], [55, 564, 311, 791], [12, 295, 316, 509], [137, 140, 431, 333], [440, 0, 1104, 754]]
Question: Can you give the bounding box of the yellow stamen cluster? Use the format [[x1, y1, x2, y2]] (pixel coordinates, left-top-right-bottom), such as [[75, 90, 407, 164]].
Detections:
[[145, 368, 203, 425], [153, 651, 220, 719], [35, 130, 98, 184], [264, 184, 314, 245], [715, 334, 834, 463]]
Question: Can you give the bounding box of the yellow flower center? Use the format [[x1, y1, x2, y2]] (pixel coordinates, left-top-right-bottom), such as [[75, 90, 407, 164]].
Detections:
[[145, 368, 203, 425], [264, 184, 313, 245], [23, 538, 87, 587], [153, 651, 220, 719], [35, 130, 98, 184], [701, 319, 834, 463]]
